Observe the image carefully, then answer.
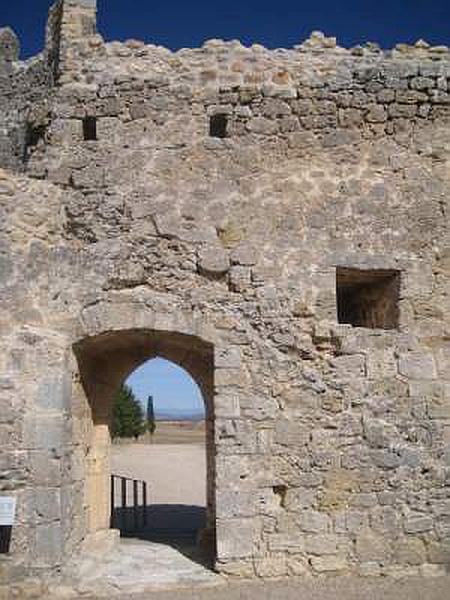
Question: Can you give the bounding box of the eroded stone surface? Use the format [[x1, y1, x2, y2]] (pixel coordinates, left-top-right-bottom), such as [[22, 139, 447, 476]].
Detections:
[[1, 0, 450, 594]]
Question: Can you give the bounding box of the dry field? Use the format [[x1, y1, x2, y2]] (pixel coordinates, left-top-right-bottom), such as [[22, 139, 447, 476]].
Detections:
[[150, 420, 206, 445]]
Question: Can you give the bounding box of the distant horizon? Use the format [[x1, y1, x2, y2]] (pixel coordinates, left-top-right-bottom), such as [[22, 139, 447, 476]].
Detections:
[[155, 412, 205, 422]]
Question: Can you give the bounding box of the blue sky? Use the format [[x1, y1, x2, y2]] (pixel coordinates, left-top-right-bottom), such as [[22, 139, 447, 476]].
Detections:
[[126, 358, 205, 419], [1, 1, 449, 59]]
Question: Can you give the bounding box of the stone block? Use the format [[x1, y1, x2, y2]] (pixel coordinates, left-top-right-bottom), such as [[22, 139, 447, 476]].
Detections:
[[29, 451, 62, 487], [356, 532, 390, 562], [436, 344, 450, 378], [22, 415, 69, 455], [216, 559, 255, 577], [334, 510, 368, 534], [267, 533, 304, 554], [298, 510, 331, 533], [330, 354, 366, 377], [0, 28, 19, 62], [22, 488, 61, 524], [254, 557, 288, 577], [65, 0, 97, 7], [241, 395, 277, 421], [363, 418, 399, 448], [36, 373, 71, 411], [34, 522, 64, 567], [275, 419, 309, 447], [305, 534, 344, 556], [198, 245, 229, 277], [398, 352, 437, 380], [284, 488, 316, 511], [216, 518, 261, 560], [371, 449, 402, 469], [310, 556, 347, 572], [246, 117, 279, 135], [433, 500, 450, 517], [428, 394, 450, 419], [427, 540, 450, 564], [366, 349, 397, 379], [215, 346, 241, 369], [216, 489, 255, 518], [370, 506, 402, 534], [393, 538, 426, 565], [229, 266, 251, 292], [214, 392, 241, 418], [404, 515, 434, 533], [215, 368, 246, 387], [230, 243, 258, 266]]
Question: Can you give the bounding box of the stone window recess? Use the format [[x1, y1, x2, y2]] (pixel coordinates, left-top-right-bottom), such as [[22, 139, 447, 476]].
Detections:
[[209, 114, 228, 138], [336, 267, 400, 330], [83, 116, 97, 141], [25, 123, 46, 149]]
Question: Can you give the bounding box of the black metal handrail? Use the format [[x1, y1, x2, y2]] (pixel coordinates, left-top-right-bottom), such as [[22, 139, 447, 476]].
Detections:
[[110, 474, 148, 533]]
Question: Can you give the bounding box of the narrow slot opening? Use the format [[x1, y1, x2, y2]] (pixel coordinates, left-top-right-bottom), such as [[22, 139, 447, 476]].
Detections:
[[209, 114, 228, 138], [83, 116, 97, 141]]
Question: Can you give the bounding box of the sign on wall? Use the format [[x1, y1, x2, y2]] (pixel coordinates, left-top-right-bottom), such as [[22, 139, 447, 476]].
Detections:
[[0, 497, 16, 526]]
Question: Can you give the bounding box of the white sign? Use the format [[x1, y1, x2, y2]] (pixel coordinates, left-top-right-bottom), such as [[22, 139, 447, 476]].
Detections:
[[0, 497, 16, 526]]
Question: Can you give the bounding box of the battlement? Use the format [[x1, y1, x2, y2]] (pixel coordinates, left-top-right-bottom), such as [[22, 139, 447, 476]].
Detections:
[[0, 0, 449, 176], [3, 0, 450, 72], [0, 27, 20, 64]]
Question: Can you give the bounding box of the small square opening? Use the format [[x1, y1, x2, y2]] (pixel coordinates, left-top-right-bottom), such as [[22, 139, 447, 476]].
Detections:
[[83, 116, 97, 141], [209, 114, 228, 138], [336, 267, 400, 330]]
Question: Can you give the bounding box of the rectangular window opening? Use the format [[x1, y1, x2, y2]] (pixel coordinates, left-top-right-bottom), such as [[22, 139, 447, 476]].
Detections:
[[336, 267, 400, 330], [209, 114, 228, 138], [83, 116, 97, 141]]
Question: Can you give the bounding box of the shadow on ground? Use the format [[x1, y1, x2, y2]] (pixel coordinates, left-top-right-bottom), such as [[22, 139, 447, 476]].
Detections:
[[111, 504, 212, 567]]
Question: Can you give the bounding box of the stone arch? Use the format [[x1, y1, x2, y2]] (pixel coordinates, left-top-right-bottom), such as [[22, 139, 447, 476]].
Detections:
[[70, 300, 220, 557]]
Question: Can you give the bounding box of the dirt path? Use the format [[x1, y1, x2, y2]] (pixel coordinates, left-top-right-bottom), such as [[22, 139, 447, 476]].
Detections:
[[64, 574, 450, 600], [111, 443, 206, 506]]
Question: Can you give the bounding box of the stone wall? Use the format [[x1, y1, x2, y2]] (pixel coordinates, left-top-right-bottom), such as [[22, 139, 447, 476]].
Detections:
[[1, 0, 450, 591], [0, 25, 54, 173]]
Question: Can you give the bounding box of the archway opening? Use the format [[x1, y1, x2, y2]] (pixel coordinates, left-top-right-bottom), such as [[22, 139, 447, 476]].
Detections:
[[110, 357, 208, 558], [72, 329, 216, 568]]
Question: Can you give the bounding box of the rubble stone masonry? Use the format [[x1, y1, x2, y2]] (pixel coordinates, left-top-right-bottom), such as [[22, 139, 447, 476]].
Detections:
[[0, 0, 450, 590]]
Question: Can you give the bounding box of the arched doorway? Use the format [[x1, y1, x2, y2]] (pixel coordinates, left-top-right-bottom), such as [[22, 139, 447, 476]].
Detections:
[[72, 328, 216, 563], [110, 357, 208, 553]]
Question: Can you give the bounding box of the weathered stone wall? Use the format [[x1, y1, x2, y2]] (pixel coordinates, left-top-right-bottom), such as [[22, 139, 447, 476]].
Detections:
[[1, 0, 450, 590], [0, 26, 54, 173]]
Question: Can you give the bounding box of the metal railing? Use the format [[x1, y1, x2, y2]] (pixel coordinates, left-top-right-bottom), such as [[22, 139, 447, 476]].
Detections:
[[110, 474, 148, 533]]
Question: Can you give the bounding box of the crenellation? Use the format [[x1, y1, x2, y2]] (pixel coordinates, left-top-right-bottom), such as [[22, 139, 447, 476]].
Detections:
[[0, 27, 20, 64]]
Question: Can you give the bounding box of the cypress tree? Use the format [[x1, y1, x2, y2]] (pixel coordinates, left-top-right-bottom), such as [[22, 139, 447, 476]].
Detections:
[[147, 395, 156, 435]]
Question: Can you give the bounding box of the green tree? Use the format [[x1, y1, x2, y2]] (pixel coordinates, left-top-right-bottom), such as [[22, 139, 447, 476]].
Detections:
[[111, 384, 147, 439], [146, 395, 156, 436]]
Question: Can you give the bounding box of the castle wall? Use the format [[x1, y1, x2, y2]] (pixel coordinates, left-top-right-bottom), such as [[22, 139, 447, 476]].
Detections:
[[1, 0, 450, 591], [0, 27, 55, 173]]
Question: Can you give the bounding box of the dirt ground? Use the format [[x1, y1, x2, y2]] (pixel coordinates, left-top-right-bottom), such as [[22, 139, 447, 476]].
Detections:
[[75, 575, 450, 600], [111, 422, 206, 506]]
